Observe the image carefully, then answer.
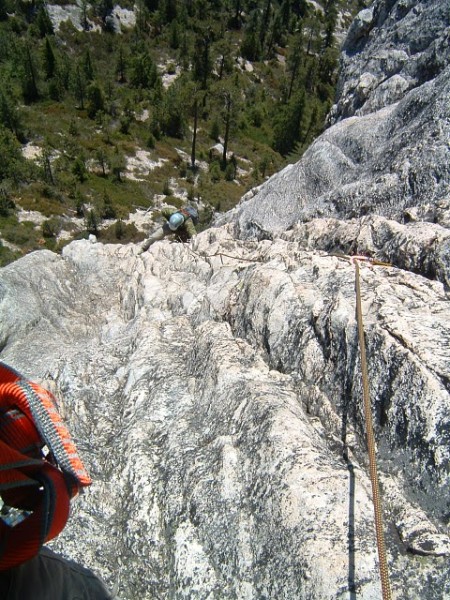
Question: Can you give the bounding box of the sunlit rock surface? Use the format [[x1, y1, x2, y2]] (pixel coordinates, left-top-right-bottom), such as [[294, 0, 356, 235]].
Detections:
[[224, 0, 450, 241], [2, 0, 450, 598], [1, 228, 449, 599]]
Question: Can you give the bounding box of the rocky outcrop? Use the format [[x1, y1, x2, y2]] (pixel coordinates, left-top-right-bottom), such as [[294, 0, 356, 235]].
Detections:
[[2, 1, 450, 599], [1, 230, 449, 599], [224, 0, 450, 248]]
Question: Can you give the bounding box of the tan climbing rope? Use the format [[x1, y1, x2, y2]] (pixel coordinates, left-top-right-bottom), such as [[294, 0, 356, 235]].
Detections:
[[353, 258, 392, 600]]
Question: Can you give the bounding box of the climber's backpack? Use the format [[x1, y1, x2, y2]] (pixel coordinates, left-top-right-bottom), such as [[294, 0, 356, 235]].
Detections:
[[180, 206, 199, 225]]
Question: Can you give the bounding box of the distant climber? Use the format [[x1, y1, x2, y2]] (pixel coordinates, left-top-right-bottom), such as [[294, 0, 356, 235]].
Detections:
[[140, 204, 199, 253], [0, 361, 113, 599]]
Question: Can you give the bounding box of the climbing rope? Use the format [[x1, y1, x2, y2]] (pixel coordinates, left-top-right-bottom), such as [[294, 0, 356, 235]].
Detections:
[[353, 258, 392, 600], [184, 241, 394, 596]]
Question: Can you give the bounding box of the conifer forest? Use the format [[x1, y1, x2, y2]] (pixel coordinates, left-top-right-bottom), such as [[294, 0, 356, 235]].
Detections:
[[0, 0, 365, 264]]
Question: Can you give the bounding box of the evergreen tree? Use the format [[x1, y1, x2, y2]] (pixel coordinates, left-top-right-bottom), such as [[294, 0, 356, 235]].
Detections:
[[228, 0, 243, 29], [292, 0, 309, 18], [129, 50, 158, 89], [41, 146, 55, 185], [259, 0, 272, 49], [286, 27, 305, 100], [216, 36, 233, 80], [265, 8, 283, 58], [42, 36, 56, 79], [0, 125, 22, 181], [72, 155, 87, 182], [36, 4, 54, 37], [241, 11, 261, 61], [0, 0, 8, 21], [169, 19, 180, 49], [0, 88, 21, 136], [81, 0, 89, 30], [323, 0, 338, 50], [72, 65, 87, 109], [101, 190, 116, 218], [110, 148, 126, 182], [217, 84, 240, 166], [144, 0, 159, 11], [83, 49, 95, 81], [161, 0, 177, 23], [272, 89, 306, 156], [86, 81, 105, 119], [158, 80, 187, 138], [178, 31, 191, 71], [21, 43, 40, 103], [85, 209, 99, 235], [192, 27, 213, 90], [116, 45, 127, 83], [96, 147, 109, 177]]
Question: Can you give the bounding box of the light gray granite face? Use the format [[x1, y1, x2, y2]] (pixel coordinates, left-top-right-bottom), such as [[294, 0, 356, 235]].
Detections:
[[2, 1, 450, 598], [1, 227, 449, 599], [219, 0, 450, 241]]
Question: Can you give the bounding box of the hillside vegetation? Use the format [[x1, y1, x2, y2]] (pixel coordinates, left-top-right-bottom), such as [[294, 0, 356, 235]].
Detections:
[[0, 0, 363, 264]]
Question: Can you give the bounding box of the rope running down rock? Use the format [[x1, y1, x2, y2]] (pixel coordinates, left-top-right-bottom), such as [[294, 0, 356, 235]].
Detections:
[[353, 258, 392, 600]]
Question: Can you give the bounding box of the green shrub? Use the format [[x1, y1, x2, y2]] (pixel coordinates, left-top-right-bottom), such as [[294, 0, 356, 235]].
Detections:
[[0, 241, 20, 267], [85, 209, 99, 235], [42, 216, 62, 238], [163, 179, 173, 196], [209, 162, 221, 183], [100, 220, 144, 243]]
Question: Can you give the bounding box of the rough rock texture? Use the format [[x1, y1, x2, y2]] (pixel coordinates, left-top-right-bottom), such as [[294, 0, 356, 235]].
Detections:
[[1, 230, 450, 599], [2, 1, 450, 599], [223, 0, 450, 240]]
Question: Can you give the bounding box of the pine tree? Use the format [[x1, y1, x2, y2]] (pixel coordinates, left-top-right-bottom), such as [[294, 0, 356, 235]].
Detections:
[[0, 125, 22, 181], [101, 191, 116, 218], [192, 27, 213, 90], [228, 0, 243, 29], [0, 0, 8, 21], [323, 0, 338, 50], [129, 50, 158, 89], [0, 88, 21, 136], [36, 4, 54, 38], [85, 209, 99, 235], [241, 11, 261, 61], [21, 43, 40, 103], [83, 49, 95, 81], [272, 89, 306, 156], [286, 27, 305, 100], [81, 0, 89, 30], [116, 45, 127, 83], [42, 36, 56, 79], [41, 146, 55, 185], [72, 65, 86, 109], [86, 81, 105, 119], [161, 0, 177, 23], [259, 0, 272, 50]]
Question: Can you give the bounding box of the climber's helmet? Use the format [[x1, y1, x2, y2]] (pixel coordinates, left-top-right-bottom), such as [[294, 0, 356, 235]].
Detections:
[[168, 212, 185, 231]]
